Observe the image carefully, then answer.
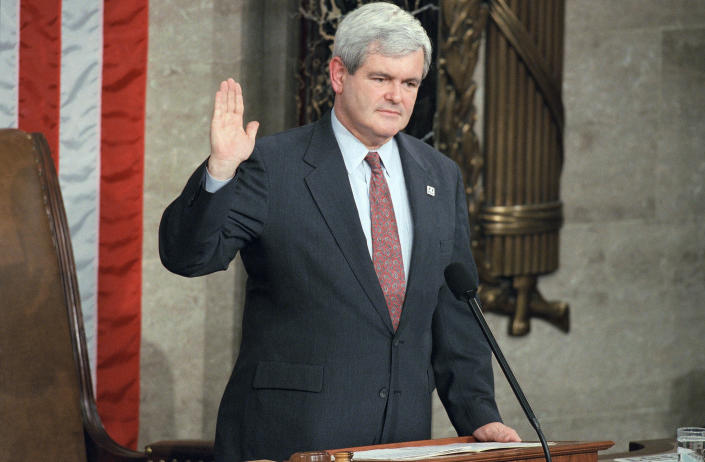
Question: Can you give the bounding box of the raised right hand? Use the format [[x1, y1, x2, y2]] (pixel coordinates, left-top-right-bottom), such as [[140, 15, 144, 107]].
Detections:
[[208, 78, 260, 180]]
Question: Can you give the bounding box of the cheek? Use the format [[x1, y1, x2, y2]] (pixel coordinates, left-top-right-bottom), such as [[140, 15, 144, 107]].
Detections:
[[402, 97, 416, 116], [406, 91, 419, 106], [356, 89, 376, 111]]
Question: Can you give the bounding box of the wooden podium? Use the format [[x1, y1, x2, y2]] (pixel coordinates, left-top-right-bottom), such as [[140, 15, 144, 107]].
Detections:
[[290, 437, 614, 462]]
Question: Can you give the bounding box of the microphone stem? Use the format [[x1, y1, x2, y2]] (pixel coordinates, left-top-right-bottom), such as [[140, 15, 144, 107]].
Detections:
[[467, 294, 552, 462]]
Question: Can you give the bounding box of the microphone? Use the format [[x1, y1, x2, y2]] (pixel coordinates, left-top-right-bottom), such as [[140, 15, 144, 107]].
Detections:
[[444, 262, 552, 462]]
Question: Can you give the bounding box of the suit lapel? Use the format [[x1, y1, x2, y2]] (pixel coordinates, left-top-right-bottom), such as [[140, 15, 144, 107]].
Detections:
[[396, 135, 439, 333], [303, 114, 394, 333]]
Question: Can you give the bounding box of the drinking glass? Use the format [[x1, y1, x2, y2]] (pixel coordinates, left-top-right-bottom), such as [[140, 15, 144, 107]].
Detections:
[[678, 427, 705, 462]]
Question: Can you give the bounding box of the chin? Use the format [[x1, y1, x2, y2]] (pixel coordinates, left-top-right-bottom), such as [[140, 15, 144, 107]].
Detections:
[[375, 130, 400, 143], [375, 123, 403, 138]]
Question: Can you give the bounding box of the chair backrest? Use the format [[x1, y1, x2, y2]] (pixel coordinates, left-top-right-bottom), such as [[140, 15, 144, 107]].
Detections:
[[0, 129, 89, 460]]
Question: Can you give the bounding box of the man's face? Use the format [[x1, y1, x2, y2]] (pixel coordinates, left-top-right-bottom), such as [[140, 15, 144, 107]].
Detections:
[[331, 48, 424, 149]]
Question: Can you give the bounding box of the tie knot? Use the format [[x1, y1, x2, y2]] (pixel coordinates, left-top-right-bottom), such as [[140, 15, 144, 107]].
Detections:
[[365, 151, 383, 172]]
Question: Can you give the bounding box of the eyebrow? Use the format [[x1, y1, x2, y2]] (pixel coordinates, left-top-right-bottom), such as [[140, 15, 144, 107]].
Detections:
[[368, 72, 421, 85], [368, 72, 391, 79]]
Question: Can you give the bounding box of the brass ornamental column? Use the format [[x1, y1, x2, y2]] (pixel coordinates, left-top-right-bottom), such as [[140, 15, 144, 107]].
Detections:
[[480, 0, 569, 335], [437, 0, 569, 336]]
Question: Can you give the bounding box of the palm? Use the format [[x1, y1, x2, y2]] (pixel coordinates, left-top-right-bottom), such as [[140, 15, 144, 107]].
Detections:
[[209, 79, 259, 179]]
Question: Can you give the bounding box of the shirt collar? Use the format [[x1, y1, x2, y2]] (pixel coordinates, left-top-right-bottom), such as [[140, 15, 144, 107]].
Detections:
[[331, 108, 398, 176]]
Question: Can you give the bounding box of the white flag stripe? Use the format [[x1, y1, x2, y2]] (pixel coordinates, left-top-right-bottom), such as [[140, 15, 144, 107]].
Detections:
[[0, 0, 19, 128], [59, 0, 104, 383]]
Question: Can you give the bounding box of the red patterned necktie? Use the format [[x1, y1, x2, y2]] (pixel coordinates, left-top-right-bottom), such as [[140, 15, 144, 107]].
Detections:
[[365, 151, 406, 330]]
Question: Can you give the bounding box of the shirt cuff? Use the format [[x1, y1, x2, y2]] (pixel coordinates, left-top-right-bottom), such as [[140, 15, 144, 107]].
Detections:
[[204, 166, 234, 193]]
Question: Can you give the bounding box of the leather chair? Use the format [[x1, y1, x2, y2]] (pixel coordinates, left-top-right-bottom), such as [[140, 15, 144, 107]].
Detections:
[[0, 129, 214, 462]]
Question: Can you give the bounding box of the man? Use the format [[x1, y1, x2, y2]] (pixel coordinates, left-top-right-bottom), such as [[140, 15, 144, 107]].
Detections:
[[160, 3, 519, 461]]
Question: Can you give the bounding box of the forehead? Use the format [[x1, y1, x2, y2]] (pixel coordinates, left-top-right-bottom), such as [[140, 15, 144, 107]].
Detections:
[[358, 49, 425, 79]]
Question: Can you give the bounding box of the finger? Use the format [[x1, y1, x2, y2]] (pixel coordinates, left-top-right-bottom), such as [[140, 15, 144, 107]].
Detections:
[[213, 80, 228, 118], [508, 429, 521, 442], [226, 79, 237, 114], [496, 426, 520, 442], [234, 81, 245, 117], [246, 121, 260, 141]]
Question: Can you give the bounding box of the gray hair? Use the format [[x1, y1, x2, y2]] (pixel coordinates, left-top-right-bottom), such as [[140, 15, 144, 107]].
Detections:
[[333, 2, 433, 78]]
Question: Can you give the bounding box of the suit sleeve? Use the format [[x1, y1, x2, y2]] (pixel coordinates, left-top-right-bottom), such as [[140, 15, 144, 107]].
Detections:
[[431, 164, 502, 434], [158, 149, 268, 277]]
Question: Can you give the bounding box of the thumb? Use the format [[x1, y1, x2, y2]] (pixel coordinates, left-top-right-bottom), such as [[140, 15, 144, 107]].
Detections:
[[246, 121, 260, 141]]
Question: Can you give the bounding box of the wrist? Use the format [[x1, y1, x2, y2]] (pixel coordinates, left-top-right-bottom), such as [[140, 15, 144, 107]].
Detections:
[[207, 156, 238, 180]]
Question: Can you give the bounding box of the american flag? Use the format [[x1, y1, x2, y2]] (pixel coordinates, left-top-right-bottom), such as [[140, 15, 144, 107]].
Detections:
[[0, 0, 148, 448]]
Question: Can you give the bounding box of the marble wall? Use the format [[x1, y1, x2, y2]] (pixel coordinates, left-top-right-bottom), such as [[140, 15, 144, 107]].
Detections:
[[141, 0, 299, 443], [140, 0, 705, 453]]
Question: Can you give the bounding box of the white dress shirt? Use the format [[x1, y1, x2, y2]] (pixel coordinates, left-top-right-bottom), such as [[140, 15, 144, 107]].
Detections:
[[330, 109, 413, 282]]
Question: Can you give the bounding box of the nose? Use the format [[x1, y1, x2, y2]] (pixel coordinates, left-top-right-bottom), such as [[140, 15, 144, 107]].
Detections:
[[385, 82, 402, 103]]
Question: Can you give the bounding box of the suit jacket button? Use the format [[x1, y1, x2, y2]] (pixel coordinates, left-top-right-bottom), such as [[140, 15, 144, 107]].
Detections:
[[378, 388, 388, 399]]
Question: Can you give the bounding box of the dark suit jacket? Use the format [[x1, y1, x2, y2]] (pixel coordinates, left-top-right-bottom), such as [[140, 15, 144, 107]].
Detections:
[[159, 113, 500, 462]]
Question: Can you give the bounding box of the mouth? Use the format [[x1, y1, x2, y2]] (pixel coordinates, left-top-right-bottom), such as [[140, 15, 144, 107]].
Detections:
[[377, 108, 401, 117]]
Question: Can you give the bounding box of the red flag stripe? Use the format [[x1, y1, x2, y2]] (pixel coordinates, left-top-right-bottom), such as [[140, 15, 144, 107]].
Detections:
[[97, 0, 148, 449], [18, 0, 61, 170]]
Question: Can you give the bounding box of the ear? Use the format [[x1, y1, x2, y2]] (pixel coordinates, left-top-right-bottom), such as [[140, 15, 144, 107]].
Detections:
[[329, 56, 346, 94]]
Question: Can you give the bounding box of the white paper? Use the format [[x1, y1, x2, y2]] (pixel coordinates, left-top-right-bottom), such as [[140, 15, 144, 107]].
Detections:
[[352, 442, 546, 461]]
